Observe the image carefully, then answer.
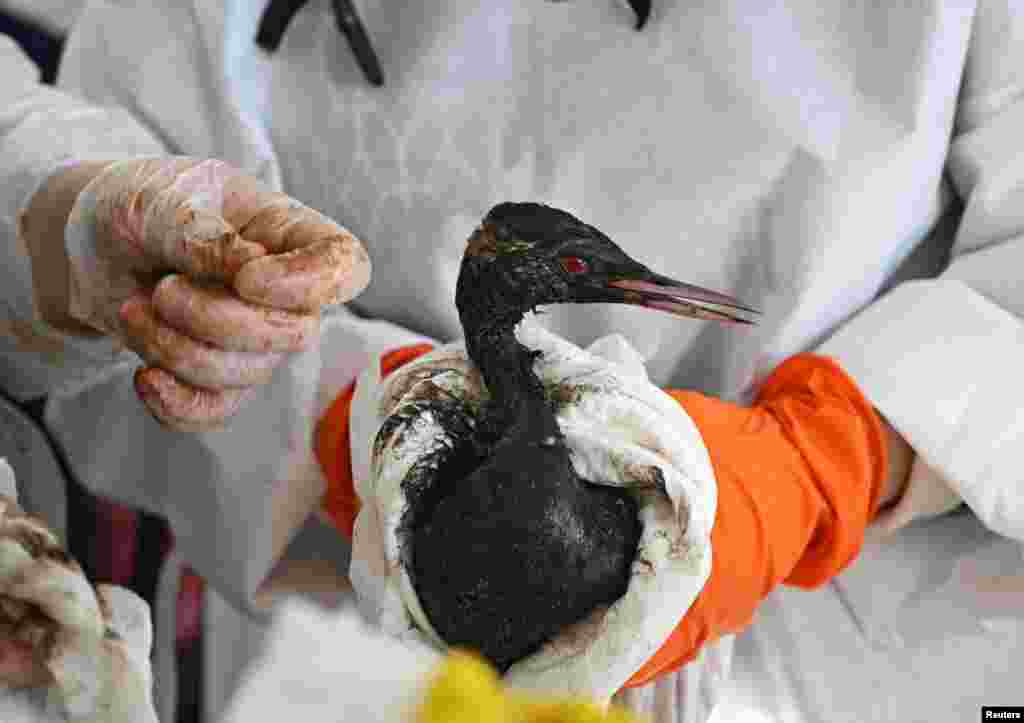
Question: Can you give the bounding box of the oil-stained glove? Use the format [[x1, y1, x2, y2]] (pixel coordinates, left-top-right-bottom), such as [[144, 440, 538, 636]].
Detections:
[[61, 157, 370, 430], [0, 460, 156, 723]]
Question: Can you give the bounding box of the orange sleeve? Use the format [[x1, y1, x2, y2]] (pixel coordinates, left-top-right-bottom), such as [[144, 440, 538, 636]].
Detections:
[[622, 353, 888, 688], [315, 344, 436, 539]]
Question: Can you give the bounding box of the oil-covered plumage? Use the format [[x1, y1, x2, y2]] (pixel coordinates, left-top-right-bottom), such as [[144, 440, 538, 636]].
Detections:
[[397, 203, 756, 672]]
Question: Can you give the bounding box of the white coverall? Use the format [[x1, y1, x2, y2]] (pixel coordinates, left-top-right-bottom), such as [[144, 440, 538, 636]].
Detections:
[[1, 1, 1023, 721]]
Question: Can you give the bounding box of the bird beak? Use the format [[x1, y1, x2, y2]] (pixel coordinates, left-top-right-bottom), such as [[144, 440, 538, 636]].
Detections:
[[607, 271, 760, 324]]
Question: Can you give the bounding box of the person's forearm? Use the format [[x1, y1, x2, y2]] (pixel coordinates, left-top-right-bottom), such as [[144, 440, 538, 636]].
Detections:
[[19, 160, 114, 337], [877, 414, 913, 510]]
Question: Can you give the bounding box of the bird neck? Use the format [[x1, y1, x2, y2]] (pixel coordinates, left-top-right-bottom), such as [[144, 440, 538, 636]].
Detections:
[[466, 324, 559, 441], [456, 256, 561, 441]]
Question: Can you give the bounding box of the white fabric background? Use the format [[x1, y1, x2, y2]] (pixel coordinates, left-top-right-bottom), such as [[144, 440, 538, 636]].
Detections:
[[1, 1, 1022, 720]]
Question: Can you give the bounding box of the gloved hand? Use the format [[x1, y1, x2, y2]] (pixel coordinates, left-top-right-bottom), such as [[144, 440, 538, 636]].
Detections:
[[61, 157, 371, 430], [0, 460, 156, 723], [627, 354, 904, 685]]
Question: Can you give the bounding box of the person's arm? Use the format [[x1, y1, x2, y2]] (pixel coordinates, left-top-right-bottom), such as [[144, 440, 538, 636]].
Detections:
[[20, 160, 113, 338], [618, 354, 891, 686], [0, 36, 167, 400], [877, 416, 914, 510], [4, 25, 379, 682], [11, 1, 430, 617], [817, 0, 1024, 541]]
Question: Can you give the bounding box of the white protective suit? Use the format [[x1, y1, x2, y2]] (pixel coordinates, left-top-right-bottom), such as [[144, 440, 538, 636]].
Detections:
[[1, 1, 1023, 721]]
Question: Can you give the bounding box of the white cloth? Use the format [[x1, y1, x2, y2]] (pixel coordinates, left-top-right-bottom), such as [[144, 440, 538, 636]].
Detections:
[[218, 597, 440, 723], [1, 1, 1023, 720], [348, 324, 716, 703]]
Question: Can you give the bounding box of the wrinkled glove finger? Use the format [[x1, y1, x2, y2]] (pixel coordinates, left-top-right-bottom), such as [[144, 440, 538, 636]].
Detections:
[[234, 237, 371, 312], [91, 158, 267, 281], [152, 274, 319, 353], [220, 177, 371, 311], [119, 294, 285, 389], [220, 175, 351, 256], [133, 367, 252, 432]]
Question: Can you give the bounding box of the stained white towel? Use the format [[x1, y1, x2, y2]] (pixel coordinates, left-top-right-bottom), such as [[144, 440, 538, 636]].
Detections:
[[348, 322, 718, 704]]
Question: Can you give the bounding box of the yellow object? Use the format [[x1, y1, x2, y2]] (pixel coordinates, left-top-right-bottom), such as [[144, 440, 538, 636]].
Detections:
[[414, 650, 646, 723]]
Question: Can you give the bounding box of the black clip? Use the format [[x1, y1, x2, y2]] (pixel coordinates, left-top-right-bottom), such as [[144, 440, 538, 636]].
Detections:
[[256, 0, 384, 87], [628, 0, 651, 30], [546, 0, 651, 30]]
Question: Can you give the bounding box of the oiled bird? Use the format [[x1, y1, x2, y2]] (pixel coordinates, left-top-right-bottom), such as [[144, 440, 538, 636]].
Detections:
[[398, 203, 757, 673]]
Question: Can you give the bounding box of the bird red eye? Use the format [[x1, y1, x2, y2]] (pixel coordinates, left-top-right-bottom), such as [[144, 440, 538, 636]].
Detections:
[[559, 256, 589, 274]]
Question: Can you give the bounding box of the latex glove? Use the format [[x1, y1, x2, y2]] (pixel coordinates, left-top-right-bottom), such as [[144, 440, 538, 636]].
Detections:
[[64, 157, 371, 430], [0, 461, 156, 722], [628, 354, 899, 683]]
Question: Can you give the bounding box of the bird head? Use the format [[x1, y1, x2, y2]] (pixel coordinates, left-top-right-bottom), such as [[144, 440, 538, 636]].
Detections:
[[457, 202, 759, 327]]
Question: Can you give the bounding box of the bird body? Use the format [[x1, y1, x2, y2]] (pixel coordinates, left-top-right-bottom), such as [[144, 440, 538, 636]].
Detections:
[[357, 320, 720, 698], [386, 203, 756, 673]]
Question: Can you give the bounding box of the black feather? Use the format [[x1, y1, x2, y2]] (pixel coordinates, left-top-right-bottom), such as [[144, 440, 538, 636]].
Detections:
[[403, 203, 642, 672]]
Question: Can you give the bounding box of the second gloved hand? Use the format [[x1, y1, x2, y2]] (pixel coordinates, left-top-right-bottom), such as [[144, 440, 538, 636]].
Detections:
[[63, 157, 371, 431]]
